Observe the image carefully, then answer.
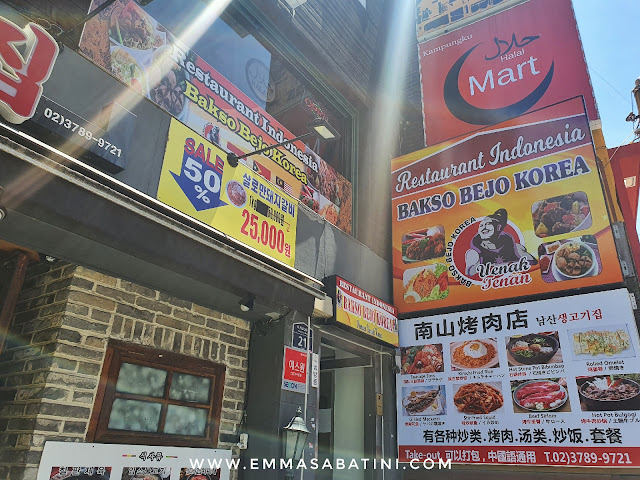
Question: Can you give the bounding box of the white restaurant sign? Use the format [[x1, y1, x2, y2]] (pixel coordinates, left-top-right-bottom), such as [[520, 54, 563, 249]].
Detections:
[[396, 289, 640, 467], [37, 442, 231, 479]]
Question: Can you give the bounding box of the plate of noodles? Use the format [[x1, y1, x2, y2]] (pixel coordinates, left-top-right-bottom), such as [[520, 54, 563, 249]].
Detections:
[[453, 382, 504, 414]]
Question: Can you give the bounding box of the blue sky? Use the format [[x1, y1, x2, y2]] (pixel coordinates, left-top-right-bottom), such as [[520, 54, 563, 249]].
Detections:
[[573, 0, 639, 148]]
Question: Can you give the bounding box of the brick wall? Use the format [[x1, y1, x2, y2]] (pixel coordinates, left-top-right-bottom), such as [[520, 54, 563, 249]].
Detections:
[[0, 261, 250, 480]]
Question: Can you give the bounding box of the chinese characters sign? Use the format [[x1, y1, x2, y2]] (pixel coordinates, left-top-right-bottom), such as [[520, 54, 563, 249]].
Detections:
[[333, 276, 399, 347], [158, 120, 297, 266], [0, 17, 58, 124], [282, 346, 308, 393], [391, 97, 622, 314], [36, 442, 230, 479], [396, 289, 640, 467], [418, 0, 597, 146]]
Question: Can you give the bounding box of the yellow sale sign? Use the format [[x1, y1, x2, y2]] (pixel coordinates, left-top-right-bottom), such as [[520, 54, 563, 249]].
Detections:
[[158, 120, 297, 266], [391, 98, 622, 315]]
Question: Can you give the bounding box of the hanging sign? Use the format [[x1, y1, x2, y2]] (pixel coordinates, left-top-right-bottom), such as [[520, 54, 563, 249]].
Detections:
[[158, 119, 297, 266], [282, 346, 308, 393]]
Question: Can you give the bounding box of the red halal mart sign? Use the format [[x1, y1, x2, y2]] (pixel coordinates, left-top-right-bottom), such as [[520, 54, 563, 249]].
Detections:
[[0, 17, 59, 124], [418, 0, 598, 146]]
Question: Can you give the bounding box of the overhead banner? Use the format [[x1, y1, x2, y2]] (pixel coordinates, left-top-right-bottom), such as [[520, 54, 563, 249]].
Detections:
[[418, 0, 598, 146], [330, 276, 399, 347], [78, 0, 351, 232], [396, 289, 640, 466], [158, 120, 297, 266], [36, 441, 231, 479], [391, 97, 622, 315]]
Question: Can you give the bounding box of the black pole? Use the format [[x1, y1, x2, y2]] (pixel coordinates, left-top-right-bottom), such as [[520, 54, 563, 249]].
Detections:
[[227, 131, 313, 167]]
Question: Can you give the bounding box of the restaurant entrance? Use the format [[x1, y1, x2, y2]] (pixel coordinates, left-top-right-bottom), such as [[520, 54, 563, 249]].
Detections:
[[317, 334, 377, 480]]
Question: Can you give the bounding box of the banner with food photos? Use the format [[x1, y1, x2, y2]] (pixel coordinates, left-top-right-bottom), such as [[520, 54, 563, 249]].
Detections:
[[78, 0, 351, 232], [396, 288, 640, 466], [158, 120, 297, 266], [391, 97, 622, 315]]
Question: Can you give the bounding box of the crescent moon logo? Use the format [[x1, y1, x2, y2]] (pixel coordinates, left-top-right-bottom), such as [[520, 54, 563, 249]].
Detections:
[[443, 44, 554, 125]]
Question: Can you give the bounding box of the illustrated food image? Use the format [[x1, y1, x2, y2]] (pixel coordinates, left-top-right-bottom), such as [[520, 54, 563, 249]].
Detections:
[[403, 264, 448, 303], [150, 65, 186, 116], [454, 383, 503, 414], [402, 228, 445, 262], [401, 345, 444, 374], [532, 192, 590, 237], [452, 340, 496, 369], [508, 333, 559, 364], [514, 380, 567, 411], [573, 330, 630, 355], [403, 389, 440, 415], [320, 203, 339, 224]]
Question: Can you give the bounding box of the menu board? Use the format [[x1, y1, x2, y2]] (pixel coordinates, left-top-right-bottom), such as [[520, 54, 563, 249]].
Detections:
[[158, 120, 297, 266], [36, 442, 230, 479], [391, 97, 622, 315], [396, 289, 640, 467], [77, 0, 351, 232]]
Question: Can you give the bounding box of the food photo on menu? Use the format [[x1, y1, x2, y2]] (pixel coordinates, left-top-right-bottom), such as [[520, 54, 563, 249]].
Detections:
[[179, 468, 221, 480], [453, 382, 504, 415], [576, 374, 640, 411], [402, 263, 449, 303], [450, 338, 499, 370], [537, 234, 601, 283], [531, 191, 592, 238], [401, 226, 445, 263], [505, 331, 562, 366], [510, 378, 570, 413], [570, 325, 635, 359], [119, 467, 171, 480], [49, 467, 111, 480], [400, 344, 444, 374], [401, 385, 446, 416]]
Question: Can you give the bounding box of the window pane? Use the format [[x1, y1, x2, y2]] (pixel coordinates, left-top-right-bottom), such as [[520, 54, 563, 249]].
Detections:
[[108, 399, 161, 432], [169, 372, 211, 403], [115, 362, 167, 397], [164, 405, 208, 436]]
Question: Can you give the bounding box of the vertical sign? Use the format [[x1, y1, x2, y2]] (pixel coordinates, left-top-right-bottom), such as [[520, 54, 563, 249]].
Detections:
[[282, 346, 308, 393]]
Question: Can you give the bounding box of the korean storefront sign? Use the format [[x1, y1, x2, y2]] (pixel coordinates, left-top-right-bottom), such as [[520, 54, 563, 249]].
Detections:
[[78, 0, 351, 232], [391, 97, 622, 315], [0, 16, 58, 124], [396, 288, 640, 466], [36, 441, 230, 479], [418, 0, 598, 146], [158, 120, 297, 266], [327, 276, 399, 347], [282, 346, 308, 393]]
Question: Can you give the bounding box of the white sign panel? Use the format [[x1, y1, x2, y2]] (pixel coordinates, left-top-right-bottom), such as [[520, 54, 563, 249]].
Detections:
[[36, 441, 231, 480], [396, 289, 640, 467]]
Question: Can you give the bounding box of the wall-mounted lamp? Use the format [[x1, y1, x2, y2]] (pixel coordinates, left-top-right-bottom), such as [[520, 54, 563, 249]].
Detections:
[[227, 118, 340, 167], [282, 407, 309, 479], [239, 294, 255, 312]]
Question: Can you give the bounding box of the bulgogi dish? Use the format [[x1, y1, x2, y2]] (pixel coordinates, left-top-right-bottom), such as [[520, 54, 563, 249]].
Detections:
[[403, 231, 445, 261]]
